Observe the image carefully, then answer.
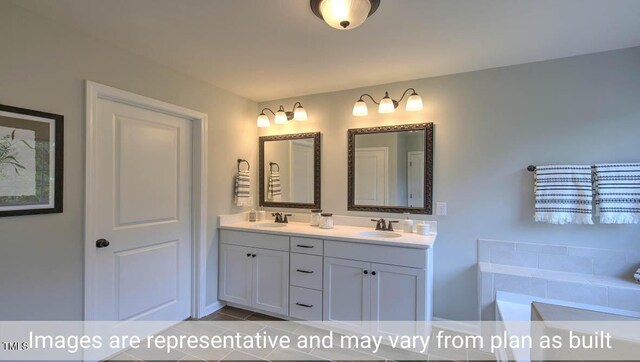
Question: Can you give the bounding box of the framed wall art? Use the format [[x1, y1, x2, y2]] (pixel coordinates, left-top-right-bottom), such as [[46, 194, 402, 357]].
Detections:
[[0, 104, 63, 217]]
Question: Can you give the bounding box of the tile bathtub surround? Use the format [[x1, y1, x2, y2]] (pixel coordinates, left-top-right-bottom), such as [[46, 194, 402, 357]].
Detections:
[[477, 239, 640, 321], [478, 239, 640, 278]]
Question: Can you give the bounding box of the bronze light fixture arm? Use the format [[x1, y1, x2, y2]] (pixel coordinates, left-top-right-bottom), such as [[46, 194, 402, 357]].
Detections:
[[397, 88, 418, 103], [259, 107, 277, 116], [357, 93, 380, 105]]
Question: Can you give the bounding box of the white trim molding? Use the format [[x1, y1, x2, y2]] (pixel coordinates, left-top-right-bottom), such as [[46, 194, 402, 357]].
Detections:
[[84, 81, 209, 320]]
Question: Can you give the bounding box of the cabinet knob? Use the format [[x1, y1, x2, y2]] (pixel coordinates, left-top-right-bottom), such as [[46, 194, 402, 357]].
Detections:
[[363, 270, 368, 275], [252, 254, 256, 258], [371, 271, 377, 276], [246, 253, 251, 257]]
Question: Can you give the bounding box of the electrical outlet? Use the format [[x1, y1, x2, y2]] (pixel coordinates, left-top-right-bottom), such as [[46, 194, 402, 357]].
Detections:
[[436, 202, 447, 216]]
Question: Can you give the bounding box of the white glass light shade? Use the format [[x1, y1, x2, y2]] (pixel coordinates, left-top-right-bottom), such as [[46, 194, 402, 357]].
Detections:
[[406, 93, 423, 111], [352, 100, 368, 116], [378, 96, 395, 113], [257, 114, 270, 128], [319, 0, 371, 30], [293, 106, 307, 121], [274, 110, 288, 124]]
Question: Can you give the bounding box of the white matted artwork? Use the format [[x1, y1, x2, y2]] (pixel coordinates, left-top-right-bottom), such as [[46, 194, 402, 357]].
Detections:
[[0, 104, 63, 217]]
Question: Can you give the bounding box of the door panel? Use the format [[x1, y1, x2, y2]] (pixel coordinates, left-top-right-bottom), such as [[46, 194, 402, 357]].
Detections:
[[370, 263, 426, 336], [323, 257, 370, 330], [93, 98, 192, 321], [253, 249, 289, 315], [407, 151, 424, 208], [355, 148, 387, 205], [219, 244, 253, 307]]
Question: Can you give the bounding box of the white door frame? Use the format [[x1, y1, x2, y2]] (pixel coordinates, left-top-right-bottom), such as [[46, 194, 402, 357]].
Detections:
[[84, 81, 208, 320]]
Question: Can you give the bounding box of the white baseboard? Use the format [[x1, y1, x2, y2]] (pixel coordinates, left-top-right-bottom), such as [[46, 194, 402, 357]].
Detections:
[[202, 301, 225, 318], [432, 316, 480, 336]]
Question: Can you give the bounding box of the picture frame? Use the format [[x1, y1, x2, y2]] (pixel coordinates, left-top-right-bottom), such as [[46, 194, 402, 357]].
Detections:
[[0, 104, 63, 217]]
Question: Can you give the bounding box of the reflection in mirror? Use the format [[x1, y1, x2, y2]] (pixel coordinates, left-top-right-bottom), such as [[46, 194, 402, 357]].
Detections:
[[348, 123, 433, 214], [259, 133, 321, 209]]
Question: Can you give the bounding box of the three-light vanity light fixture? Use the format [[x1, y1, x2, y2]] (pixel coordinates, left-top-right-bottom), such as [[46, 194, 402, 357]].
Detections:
[[257, 102, 307, 128], [352, 88, 423, 116]]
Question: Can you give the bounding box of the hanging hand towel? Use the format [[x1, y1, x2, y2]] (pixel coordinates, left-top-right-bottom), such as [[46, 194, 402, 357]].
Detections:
[[268, 171, 282, 202], [594, 163, 640, 224], [534, 165, 593, 224], [234, 170, 252, 207]]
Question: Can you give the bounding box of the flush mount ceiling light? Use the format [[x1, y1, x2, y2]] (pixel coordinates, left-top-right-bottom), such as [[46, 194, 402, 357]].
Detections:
[[352, 88, 423, 116], [310, 0, 381, 30], [257, 102, 308, 128]]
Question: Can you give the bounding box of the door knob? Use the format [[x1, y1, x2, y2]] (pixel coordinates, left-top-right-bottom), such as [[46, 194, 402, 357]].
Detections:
[[96, 239, 110, 248]]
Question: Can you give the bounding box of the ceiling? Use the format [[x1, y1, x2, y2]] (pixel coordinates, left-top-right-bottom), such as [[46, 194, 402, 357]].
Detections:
[[12, 0, 640, 102]]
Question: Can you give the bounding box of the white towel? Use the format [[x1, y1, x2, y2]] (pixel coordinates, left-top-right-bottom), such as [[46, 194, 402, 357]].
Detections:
[[534, 165, 593, 224], [594, 163, 640, 224], [234, 170, 252, 207], [268, 172, 281, 202]]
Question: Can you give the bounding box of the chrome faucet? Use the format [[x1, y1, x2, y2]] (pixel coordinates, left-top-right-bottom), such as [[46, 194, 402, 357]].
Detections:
[[272, 212, 292, 223], [371, 218, 399, 231]]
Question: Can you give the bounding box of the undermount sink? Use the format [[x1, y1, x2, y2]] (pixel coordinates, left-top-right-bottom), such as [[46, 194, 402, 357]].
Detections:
[[255, 222, 287, 228], [357, 230, 402, 238]]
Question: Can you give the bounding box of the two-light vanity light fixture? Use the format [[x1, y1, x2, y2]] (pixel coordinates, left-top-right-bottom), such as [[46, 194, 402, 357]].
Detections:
[[352, 88, 423, 116], [257, 102, 307, 128]]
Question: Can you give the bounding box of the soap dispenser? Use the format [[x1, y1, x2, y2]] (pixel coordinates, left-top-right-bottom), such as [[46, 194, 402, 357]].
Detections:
[[402, 212, 414, 233]]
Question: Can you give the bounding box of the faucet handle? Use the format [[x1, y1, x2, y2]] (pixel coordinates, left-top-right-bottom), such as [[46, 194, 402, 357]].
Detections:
[[283, 214, 292, 223], [387, 220, 399, 231]]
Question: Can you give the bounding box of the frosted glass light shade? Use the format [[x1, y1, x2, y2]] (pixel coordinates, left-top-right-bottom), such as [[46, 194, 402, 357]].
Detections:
[[293, 106, 307, 121], [257, 114, 270, 128], [274, 110, 288, 124], [378, 96, 395, 113], [406, 93, 423, 111], [352, 100, 368, 116], [319, 0, 371, 30]]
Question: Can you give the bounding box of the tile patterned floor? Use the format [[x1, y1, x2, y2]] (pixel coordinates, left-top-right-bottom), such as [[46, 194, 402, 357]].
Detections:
[[107, 306, 496, 362]]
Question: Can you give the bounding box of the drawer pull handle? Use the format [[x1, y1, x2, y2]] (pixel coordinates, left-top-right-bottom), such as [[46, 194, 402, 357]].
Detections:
[[296, 302, 313, 308], [296, 244, 314, 248], [296, 269, 314, 274]]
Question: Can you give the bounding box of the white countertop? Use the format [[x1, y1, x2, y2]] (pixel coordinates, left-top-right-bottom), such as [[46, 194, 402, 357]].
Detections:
[[219, 220, 436, 249]]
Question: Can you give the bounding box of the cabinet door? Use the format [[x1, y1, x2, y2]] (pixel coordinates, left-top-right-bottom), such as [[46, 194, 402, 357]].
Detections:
[[253, 248, 289, 316], [323, 257, 370, 331], [370, 263, 426, 336], [219, 244, 252, 307]]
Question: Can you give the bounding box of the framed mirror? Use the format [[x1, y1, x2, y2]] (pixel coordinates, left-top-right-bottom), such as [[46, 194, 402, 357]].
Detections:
[[259, 132, 321, 209], [348, 123, 433, 214]]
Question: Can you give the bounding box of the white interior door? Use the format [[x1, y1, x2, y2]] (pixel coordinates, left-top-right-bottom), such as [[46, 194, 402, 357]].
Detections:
[[289, 140, 314, 202], [407, 151, 424, 207], [354, 147, 388, 206], [91, 96, 192, 321]]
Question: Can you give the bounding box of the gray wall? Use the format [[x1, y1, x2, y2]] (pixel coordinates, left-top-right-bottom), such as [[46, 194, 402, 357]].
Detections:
[[259, 47, 640, 320], [0, 3, 257, 320]]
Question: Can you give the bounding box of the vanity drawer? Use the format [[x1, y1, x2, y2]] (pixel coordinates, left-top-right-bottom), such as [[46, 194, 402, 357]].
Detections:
[[289, 286, 322, 321], [324, 240, 428, 269], [290, 253, 323, 290], [290, 237, 323, 255], [220, 230, 289, 251]]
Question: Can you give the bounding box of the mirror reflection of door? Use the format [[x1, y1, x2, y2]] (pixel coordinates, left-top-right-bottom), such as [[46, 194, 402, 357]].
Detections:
[[290, 139, 314, 203], [407, 151, 424, 207], [354, 147, 388, 205]]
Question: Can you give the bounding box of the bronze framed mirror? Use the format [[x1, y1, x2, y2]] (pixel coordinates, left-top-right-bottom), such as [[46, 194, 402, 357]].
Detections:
[[348, 123, 433, 214], [259, 132, 321, 209]]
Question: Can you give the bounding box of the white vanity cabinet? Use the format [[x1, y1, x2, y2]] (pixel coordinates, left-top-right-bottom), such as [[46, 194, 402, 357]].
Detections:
[[323, 240, 432, 331], [218, 226, 433, 325], [219, 230, 289, 316]]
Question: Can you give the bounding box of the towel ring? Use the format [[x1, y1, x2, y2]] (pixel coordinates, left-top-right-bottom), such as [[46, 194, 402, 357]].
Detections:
[[237, 159, 250, 172], [269, 162, 280, 172]]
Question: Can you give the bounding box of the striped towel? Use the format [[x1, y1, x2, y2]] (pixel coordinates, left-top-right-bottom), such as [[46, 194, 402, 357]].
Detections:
[[594, 163, 640, 224], [234, 170, 252, 207], [268, 172, 282, 202], [534, 165, 594, 224]]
